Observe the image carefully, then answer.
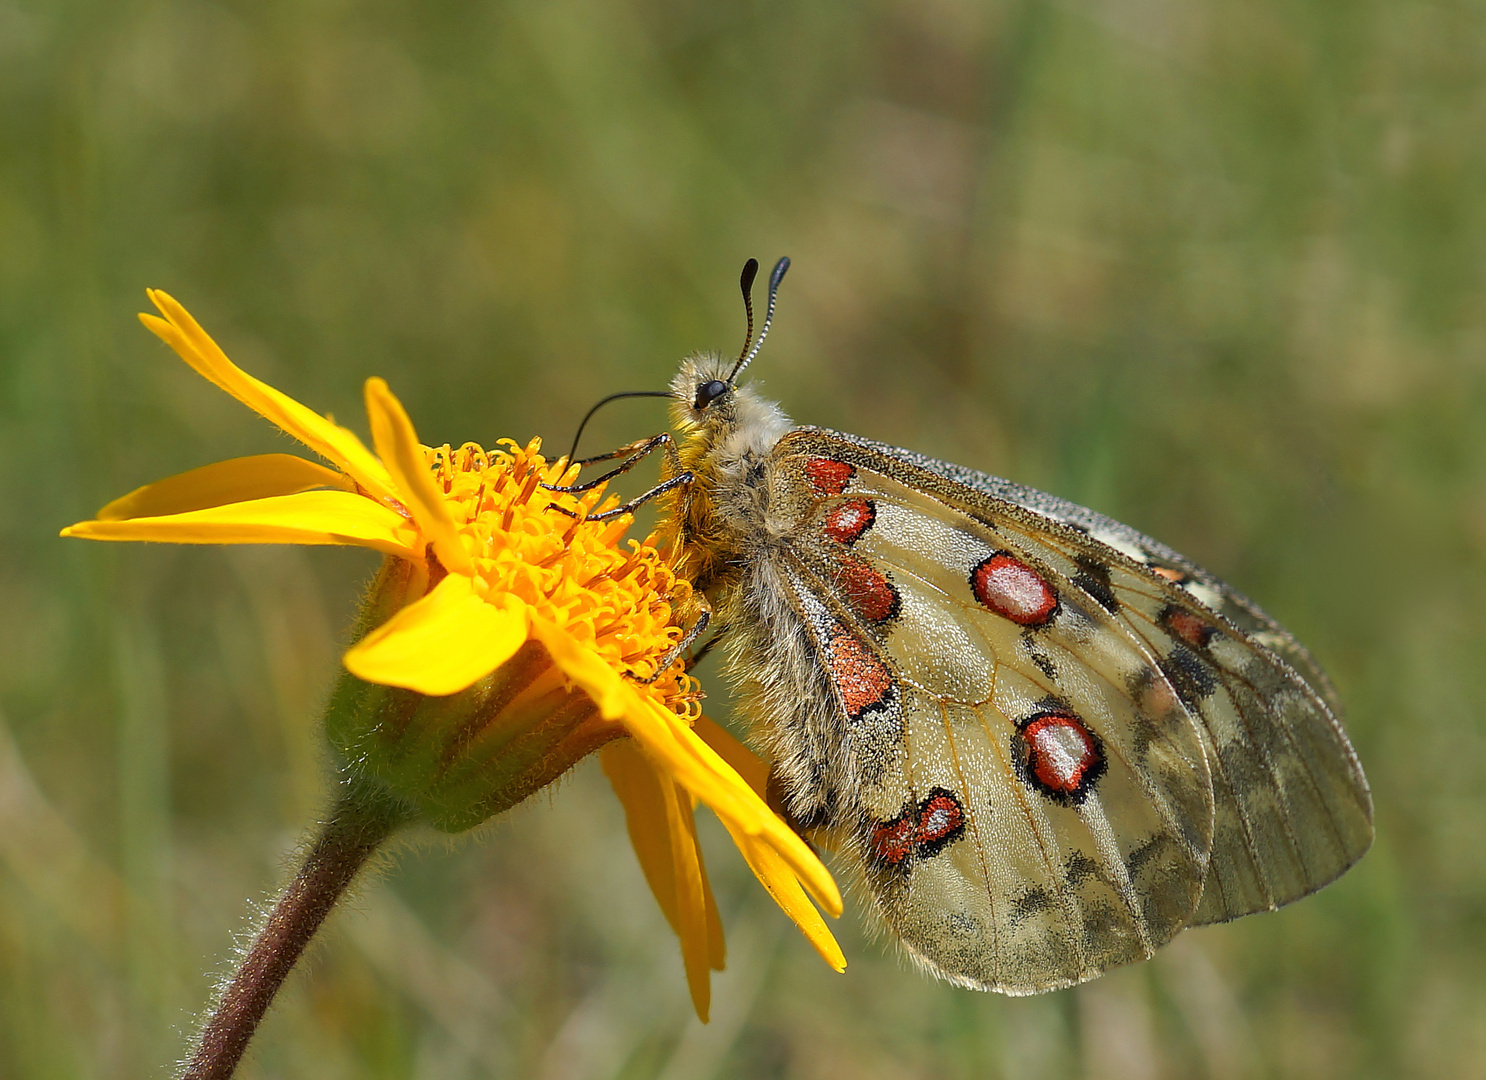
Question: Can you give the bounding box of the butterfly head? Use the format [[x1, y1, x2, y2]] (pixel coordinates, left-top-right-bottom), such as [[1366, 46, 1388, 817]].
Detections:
[[668, 352, 791, 456], [668, 256, 795, 458]]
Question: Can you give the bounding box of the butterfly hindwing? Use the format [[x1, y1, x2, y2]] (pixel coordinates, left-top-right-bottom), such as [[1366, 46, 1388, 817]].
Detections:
[[762, 435, 1223, 993], [776, 428, 1372, 938]]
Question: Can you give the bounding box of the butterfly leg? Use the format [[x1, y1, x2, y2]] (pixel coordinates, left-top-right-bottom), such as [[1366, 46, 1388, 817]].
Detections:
[[564, 471, 696, 522], [630, 601, 714, 684], [571, 435, 669, 468], [684, 627, 727, 672], [544, 433, 673, 494]]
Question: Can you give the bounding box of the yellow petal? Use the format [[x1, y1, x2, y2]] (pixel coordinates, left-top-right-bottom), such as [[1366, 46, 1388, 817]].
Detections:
[[343, 573, 527, 696], [601, 740, 681, 935], [692, 714, 769, 793], [62, 490, 418, 556], [529, 617, 842, 918], [526, 615, 652, 722], [527, 619, 746, 816], [697, 830, 727, 973], [641, 703, 843, 918], [96, 454, 349, 521], [141, 291, 399, 504], [694, 717, 846, 971], [602, 742, 727, 981], [363, 377, 473, 576], [743, 833, 846, 971], [661, 771, 713, 1022]]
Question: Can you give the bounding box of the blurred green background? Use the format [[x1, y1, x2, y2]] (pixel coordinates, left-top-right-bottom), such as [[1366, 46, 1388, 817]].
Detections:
[[3, 0, 1482, 1075]]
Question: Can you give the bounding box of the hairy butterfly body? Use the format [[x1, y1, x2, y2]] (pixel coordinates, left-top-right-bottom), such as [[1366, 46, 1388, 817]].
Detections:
[[646, 260, 1372, 994]]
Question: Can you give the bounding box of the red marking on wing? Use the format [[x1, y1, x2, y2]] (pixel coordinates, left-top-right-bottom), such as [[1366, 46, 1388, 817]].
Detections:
[[1135, 673, 1180, 719], [840, 556, 899, 623], [871, 814, 915, 865], [1152, 566, 1188, 583], [1162, 606, 1218, 649], [828, 626, 893, 718], [971, 553, 1058, 626], [871, 789, 967, 867], [916, 791, 965, 845], [805, 458, 854, 496], [1022, 712, 1102, 795], [824, 498, 875, 545]]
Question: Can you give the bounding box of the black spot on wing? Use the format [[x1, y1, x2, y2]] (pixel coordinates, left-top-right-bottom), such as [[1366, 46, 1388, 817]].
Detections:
[[1025, 639, 1059, 680], [1159, 644, 1217, 706], [1064, 851, 1102, 887], [1072, 555, 1120, 615], [1011, 886, 1055, 926], [1125, 833, 1174, 878], [1125, 712, 1160, 764]]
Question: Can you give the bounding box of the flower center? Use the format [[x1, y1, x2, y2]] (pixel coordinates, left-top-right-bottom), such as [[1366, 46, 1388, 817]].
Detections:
[[423, 438, 700, 719]]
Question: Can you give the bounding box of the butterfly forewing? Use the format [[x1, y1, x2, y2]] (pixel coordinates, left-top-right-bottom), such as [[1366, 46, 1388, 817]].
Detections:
[[776, 429, 1371, 936], [771, 439, 1221, 992]]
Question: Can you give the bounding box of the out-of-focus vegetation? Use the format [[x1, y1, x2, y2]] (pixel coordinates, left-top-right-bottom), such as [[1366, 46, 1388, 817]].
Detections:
[[3, 0, 1483, 1075]]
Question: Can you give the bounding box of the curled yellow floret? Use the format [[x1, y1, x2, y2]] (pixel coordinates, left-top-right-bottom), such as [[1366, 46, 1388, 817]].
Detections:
[[62, 290, 845, 1021]]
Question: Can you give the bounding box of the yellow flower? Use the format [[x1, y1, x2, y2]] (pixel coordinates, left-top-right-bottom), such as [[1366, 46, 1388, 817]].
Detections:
[[63, 291, 844, 1020]]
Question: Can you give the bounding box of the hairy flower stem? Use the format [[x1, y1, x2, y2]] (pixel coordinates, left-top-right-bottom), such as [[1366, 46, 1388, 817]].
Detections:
[[181, 781, 412, 1080]]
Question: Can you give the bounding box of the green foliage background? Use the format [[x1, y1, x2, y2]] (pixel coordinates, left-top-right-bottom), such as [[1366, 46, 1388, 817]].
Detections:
[[3, 0, 1482, 1075]]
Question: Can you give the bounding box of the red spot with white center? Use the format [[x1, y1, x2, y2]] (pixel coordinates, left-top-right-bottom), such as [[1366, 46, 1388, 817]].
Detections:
[[1019, 710, 1104, 801], [806, 458, 854, 496], [828, 626, 894, 719], [916, 789, 965, 849], [1161, 606, 1218, 649], [971, 553, 1059, 626], [839, 556, 899, 623], [870, 787, 967, 867], [871, 814, 916, 865], [824, 498, 875, 545]]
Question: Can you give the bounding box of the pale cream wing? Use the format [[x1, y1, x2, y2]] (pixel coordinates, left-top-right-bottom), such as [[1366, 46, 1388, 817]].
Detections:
[[781, 428, 1372, 930], [777, 471, 1215, 993]]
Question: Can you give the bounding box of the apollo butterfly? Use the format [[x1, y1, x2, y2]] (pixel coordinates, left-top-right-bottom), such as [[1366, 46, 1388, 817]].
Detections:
[[561, 258, 1373, 993]]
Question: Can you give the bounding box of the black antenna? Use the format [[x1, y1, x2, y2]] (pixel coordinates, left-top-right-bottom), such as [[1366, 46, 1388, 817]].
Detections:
[[735, 258, 760, 366], [565, 390, 671, 465], [728, 256, 789, 383]]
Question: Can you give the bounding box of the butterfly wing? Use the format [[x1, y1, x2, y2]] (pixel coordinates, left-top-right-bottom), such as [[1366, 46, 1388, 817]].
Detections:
[[779, 428, 1372, 937], [735, 434, 1221, 992]]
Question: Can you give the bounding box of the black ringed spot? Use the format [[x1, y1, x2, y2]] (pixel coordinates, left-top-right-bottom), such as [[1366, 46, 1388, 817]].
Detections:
[[870, 809, 915, 867], [970, 552, 1059, 627], [1159, 604, 1220, 650], [827, 625, 897, 722], [839, 556, 901, 625], [805, 458, 854, 496], [1012, 707, 1107, 805], [915, 787, 967, 858]]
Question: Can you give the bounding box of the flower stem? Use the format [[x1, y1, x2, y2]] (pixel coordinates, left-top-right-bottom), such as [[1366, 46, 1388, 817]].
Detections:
[[181, 781, 410, 1080]]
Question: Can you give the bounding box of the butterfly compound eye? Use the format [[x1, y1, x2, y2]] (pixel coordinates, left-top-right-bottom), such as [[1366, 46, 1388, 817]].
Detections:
[[694, 379, 730, 410]]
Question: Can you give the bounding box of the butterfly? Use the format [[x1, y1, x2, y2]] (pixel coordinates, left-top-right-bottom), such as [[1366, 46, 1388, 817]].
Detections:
[[564, 257, 1373, 994]]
